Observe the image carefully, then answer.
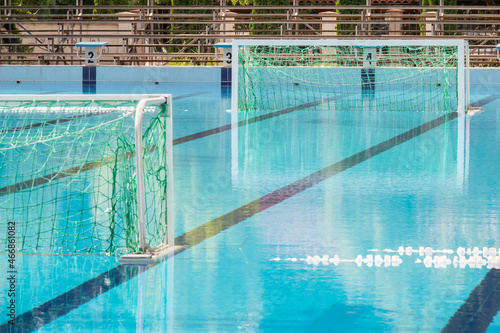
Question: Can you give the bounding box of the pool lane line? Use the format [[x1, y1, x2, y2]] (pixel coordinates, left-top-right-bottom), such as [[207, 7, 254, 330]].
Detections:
[[470, 94, 500, 107], [442, 269, 500, 333], [2, 110, 458, 333], [0, 92, 204, 134], [0, 97, 333, 197], [174, 98, 332, 145], [1, 111, 110, 134], [0, 146, 156, 197]]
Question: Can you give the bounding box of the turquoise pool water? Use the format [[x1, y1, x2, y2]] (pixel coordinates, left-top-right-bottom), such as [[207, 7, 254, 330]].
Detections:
[[1, 81, 500, 332]]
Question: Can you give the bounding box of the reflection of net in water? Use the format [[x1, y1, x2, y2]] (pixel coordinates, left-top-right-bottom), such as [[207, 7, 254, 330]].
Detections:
[[0, 98, 171, 255]]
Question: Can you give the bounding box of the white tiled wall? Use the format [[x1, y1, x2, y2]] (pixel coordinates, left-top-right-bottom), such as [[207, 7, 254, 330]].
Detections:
[[0, 66, 221, 83]]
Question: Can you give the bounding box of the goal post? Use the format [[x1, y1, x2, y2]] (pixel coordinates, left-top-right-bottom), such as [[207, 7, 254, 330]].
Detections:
[[0, 94, 174, 258], [231, 39, 466, 122]]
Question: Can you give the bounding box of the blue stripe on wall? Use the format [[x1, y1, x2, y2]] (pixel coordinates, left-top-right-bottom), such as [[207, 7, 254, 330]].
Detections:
[[221, 67, 231, 89], [83, 67, 97, 94]]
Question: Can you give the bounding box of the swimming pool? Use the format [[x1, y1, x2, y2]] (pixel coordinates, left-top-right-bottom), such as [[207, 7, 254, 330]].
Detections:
[[1, 71, 500, 332]]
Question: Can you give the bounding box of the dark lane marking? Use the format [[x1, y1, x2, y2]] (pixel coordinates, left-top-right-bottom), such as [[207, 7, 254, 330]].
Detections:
[[174, 98, 332, 145], [2, 111, 457, 333], [0, 92, 203, 134], [1, 111, 109, 134], [0, 147, 157, 197], [470, 94, 500, 107], [442, 269, 500, 333]]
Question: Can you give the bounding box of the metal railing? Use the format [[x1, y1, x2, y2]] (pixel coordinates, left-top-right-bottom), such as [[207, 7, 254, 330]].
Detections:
[[1, 4, 499, 66]]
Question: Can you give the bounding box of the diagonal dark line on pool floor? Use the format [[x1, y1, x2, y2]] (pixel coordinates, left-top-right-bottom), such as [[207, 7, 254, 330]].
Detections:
[[1, 111, 458, 333], [173, 97, 332, 145], [442, 269, 500, 333], [470, 94, 500, 107]]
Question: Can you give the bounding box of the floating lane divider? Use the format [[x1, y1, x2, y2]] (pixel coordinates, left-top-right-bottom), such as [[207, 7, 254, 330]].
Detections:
[[270, 246, 500, 269]]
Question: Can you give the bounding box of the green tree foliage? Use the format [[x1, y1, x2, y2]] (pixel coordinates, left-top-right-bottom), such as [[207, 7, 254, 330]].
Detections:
[[251, 0, 288, 35], [421, 0, 457, 11], [93, 0, 146, 15], [167, 0, 213, 53], [422, 0, 457, 34], [0, 23, 33, 54], [12, 0, 95, 15], [336, 0, 363, 36]]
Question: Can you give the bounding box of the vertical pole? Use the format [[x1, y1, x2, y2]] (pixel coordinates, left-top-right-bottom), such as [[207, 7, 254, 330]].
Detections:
[[457, 113, 465, 188], [293, 0, 298, 35], [465, 114, 470, 183], [165, 97, 174, 247], [135, 99, 147, 252], [366, 0, 371, 35], [423, 12, 436, 36], [457, 42, 468, 188], [136, 265, 146, 333], [387, 9, 403, 36], [231, 43, 238, 123], [361, 10, 365, 35], [466, 41, 470, 110], [134, 96, 170, 253], [320, 11, 338, 37], [231, 42, 239, 179], [167, 253, 174, 332], [457, 40, 465, 115], [439, 0, 444, 35]]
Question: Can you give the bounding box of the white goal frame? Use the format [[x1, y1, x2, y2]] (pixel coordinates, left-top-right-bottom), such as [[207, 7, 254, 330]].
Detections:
[[0, 94, 174, 260], [231, 39, 466, 123]]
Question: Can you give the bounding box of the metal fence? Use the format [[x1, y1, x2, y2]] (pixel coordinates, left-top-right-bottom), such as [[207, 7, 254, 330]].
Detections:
[[1, 4, 499, 66]]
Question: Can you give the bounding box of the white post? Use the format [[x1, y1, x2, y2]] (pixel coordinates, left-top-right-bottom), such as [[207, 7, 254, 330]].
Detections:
[[422, 11, 436, 36], [136, 265, 146, 333], [457, 113, 465, 187], [386, 9, 403, 36], [439, 0, 444, 35], [457, 40, 465, 115], [466, 42, 484, 114], [221, 10, 236, 43], [165, 98, 174, 246], [466, 41, 471, 110], [320, 11, 338, 36], [231, 43, 239, 179], [134, 96, 171, 253]]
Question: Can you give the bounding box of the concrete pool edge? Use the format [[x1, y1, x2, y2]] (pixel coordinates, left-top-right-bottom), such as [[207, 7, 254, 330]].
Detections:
[[0, 66, 222, 84]]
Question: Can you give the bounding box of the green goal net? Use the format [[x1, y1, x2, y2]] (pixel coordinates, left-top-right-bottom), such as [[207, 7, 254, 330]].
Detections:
[[0, 95, 173, 255], [235, 40, 465, 114]]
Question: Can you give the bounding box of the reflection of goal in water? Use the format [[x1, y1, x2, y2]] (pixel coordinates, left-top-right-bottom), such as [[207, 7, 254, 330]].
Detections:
[[0, 94, 174, 262], [229, 39, 470, 185]]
